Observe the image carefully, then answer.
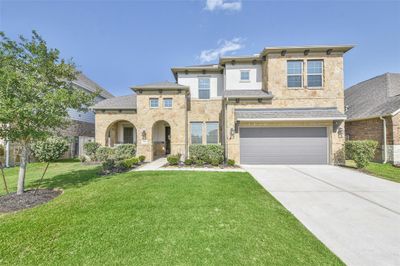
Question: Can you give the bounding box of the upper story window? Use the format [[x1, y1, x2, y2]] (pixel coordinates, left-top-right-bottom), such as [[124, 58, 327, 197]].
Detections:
[[149, 98, 159, 108], [198, 78, 210, 99], [307, 60, 323, 87], [191, 122, 203, 144], [287, 61, 303, 88], [163, 98, 173, 108], [240, 70, 250, 81], [206, 122, 219, 144]]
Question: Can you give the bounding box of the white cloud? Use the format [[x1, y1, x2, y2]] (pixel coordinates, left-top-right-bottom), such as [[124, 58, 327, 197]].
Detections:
[[198, 38, 245, 63], [205, 0, 242, 12]]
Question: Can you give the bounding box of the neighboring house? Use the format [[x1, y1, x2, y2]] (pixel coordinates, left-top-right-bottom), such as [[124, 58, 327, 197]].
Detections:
[[345, 73, 400, 164], [93, 45, 352, 165], [1, 73, 113, 167]]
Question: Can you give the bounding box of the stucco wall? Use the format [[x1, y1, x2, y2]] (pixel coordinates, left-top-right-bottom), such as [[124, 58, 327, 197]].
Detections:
[[177, 73, 223, 99], [224, 63, 262, 90]]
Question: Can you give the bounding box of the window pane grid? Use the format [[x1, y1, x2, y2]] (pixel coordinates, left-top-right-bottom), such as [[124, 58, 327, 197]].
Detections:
[[287, 61, 303, 87], [163, 98, 172, 108], [307, 60, 323, 87], [206, 122, 218, 144], [191, 123, 202, 144], [240, 71, 250, 81], [198, 78, 210, 99], [150, 98, 159, 108]]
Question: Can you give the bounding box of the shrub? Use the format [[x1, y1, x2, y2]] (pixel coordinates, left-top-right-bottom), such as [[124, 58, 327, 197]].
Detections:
[[138, 155, 146, 163], [184, 158, 193, 166], [0, 144, 4, 156], [79, 155, 87, 163], [345, 140, 378, 168], [167, 154, 181, 165], [189, 144, 224, 164], [102, 159, 115, 172], [122, 157, 139, 168], [83, 142, 100, 160], [115, 144, 136, 160], [96, 147, 115, 162], [227, 159, 235, 166], [210, 158, 220, 166], [115, 160, 128, 171], [31, 137, 69, 162], [195, 159, 204, 166]]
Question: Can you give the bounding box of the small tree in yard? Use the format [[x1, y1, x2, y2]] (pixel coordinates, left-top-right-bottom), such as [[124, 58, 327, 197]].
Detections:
[[31, 137, 69, 194], [345, 140, 378, 169], [0, 31, 96, 194]]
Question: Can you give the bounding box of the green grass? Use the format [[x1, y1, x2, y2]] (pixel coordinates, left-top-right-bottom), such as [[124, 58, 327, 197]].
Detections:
[[346, 160, 400, 183], [0, 161, 342, 265]]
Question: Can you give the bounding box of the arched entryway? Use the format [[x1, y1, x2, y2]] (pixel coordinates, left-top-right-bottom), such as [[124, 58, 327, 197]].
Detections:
[[105, 120, 137, 147], [152, 120, 171, 159]]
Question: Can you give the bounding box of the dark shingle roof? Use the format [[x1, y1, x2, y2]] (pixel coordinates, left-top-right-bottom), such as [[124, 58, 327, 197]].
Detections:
[[235, 107, 346, 120], [73, 73, 114, 99], [224, 90, 273, 99], [91, 94, 136, 110], [345, 73, 400, 120], [131, 81, 189, 91]]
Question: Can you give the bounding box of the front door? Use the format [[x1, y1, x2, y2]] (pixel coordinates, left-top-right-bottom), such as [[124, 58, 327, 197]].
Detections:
[[123, 127, 134, 144], [165, 126, 171, 155]]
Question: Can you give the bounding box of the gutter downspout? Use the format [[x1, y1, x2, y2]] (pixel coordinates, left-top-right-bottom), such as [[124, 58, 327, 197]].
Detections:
[[380, 116, 387, 163]]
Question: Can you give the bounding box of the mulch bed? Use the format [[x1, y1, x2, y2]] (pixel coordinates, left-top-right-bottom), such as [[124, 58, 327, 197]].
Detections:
[[0, 189, 62, 213]]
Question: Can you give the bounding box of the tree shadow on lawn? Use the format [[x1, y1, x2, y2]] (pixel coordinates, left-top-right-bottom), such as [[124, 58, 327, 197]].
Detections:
[[29, 166, 112, 191]]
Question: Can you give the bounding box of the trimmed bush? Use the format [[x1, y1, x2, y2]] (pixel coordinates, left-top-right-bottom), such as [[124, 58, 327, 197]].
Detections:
[[79, 155, 87, 163], [227, 159, 235, 166], [210, 158, 220, 166], [184, 158, 193, 166], [189, 144, 224, 164], [122, 157, 139, 168], [345, 140, 378, 168], [96, 147, 115, 162], [83, 142, 100, 160], [195, 159, 204, 166], [167, 154, 181, 165], [31, 137, 69, 162], [115, 160, 128, 171], [102, 159, 115, 172], [115, 144, 136, 160], [138, 155, 146, 163]]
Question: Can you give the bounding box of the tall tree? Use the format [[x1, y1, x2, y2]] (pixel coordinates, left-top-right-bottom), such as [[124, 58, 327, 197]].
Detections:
[[0, 31, 96, 194]]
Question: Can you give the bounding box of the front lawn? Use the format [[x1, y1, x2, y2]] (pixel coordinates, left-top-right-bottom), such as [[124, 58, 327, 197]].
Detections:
[[346, 160, 400, 183], [0, 161, 341, 265]]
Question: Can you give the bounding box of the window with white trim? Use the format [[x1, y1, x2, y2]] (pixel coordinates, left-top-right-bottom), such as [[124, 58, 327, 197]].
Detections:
[[163, 98, 172, 108], [149, 98, 159, 108], [191, 122, 203, 144], [240, 70, 250, 81], [287, 61, 303, 88], [307, 60, 323, 87], [206, 122, 219, 144], [198, 78, 210, 99]]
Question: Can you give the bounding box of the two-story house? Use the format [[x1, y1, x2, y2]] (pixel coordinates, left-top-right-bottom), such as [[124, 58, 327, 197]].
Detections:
[[92, 45, 353, 165]]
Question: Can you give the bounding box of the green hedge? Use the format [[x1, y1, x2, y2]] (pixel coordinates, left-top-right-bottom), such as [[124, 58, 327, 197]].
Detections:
[[189, 144, 224, 164], [83, 142, 100, 160], [96, 147, 115, 162], [167, 154, 181, 165], [115, 144, 136, 160], [345, 140, 378, 168]]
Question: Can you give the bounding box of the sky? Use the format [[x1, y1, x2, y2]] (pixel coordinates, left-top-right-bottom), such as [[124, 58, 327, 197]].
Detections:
[[0, 0, 399, 96]]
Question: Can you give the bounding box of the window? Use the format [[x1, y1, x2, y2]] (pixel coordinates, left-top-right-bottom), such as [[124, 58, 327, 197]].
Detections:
[[240, 70, 250, 81], [198, 78, 210, 99], [287, 61, 303, 88], [206, 122, 219, 144], [163, 98, 173, 108], [307, 60, 323, 87], [191, 122, 203, 144], [149, 98, 159, 108]]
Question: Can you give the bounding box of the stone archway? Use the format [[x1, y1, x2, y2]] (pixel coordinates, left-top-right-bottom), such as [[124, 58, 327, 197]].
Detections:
[[152, 120, 171, 159], [105, 120, 137, 147]]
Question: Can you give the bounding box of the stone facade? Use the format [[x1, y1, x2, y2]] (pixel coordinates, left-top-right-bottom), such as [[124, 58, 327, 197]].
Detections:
[[346, 114, 400, 164]]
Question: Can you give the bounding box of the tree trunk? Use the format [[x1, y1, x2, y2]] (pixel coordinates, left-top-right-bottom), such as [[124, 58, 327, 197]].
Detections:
[[17, 143, 28, 195]]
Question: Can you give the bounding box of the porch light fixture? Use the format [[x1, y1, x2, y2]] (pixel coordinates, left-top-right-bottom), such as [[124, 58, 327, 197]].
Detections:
[[141, 129, 147, 140], [230, 128, 235, 139]]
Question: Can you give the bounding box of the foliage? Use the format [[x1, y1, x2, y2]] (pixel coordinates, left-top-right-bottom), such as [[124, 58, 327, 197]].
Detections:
[[122, 157, 139, 168], [114, 144, 136, 160], [167, 154, 181, 165], [96, 147, 115, 162], [138, 155, 146, 163], [227, 159, 235, 166], [84, 142, 101, 160], [345, 140, 378, 168], [0, 144, 4, 156], [184, 159, 193, 166], [0, 31, 97, 193], [79, 155, 87, 163], [102, 159, 115, 172], [210, 158, 220, 166], [115, 160, 128, 171], [195, 159, 204, 166], [31, 137, 69, 162], [189, 144, 224, 164]]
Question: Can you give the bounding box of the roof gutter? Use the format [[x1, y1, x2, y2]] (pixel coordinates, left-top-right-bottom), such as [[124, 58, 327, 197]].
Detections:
[[236, 117, 346, 122]]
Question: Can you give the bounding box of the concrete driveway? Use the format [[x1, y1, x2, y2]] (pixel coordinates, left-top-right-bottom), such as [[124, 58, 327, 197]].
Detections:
[[242, 165, 400, 266]]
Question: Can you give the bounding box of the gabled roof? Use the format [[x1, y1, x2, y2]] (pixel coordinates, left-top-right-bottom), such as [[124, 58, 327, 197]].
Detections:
[[345, 73, 400, 120], [91, 94, 136, 110], [224, 90, 273, 99], [131, 81, 189, 92], [235, 107, 346, 121], [73, 73, 114, 99]]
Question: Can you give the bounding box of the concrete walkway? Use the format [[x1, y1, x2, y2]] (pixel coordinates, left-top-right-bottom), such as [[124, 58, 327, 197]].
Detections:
[[134, 157, 167, 171], [242, 164, 400, 266]]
